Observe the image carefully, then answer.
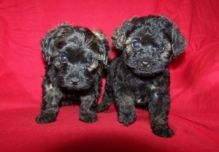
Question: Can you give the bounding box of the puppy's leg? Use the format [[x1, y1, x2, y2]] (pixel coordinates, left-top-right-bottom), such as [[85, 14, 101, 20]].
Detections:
[[80, 89, 98, 123], [36, 80, 62, 124], [80, 94, 97, 123], [148, 92, 174, 137], [115, 90, 136, 125], [97, 80, 114, 112]]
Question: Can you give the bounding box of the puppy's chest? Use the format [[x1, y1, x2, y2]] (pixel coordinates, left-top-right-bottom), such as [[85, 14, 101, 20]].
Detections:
[[123, 75, 158, 104], [125, 75, 154, 94], [62, 93, 80, 102]]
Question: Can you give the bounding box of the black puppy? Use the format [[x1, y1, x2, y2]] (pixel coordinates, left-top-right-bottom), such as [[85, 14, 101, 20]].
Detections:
[[36, 24, 109, 123], [98, 15, 186, 137]]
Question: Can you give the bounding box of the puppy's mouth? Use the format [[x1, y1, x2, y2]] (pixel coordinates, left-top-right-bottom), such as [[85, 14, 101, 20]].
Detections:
[[127, 65, 164, 77], [60, 82, 92, 91], [133, 69, 163, 77]]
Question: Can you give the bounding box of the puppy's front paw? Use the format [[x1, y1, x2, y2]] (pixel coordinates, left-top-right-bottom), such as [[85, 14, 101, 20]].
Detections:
[[119, 111, 136, 126], [80, 112, 97, 123], [35, 112, 57, 124], [152, 127, 174, 137]]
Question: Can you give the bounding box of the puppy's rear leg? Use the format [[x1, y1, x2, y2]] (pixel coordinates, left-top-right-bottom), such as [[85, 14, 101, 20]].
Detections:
[[36, 80, 62, 124], [97, 82, 113, 112]]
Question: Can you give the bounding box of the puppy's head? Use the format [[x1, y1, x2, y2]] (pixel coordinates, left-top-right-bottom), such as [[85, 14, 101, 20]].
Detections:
[[41, 24, 109, 90], [112, 15, 186, 76]]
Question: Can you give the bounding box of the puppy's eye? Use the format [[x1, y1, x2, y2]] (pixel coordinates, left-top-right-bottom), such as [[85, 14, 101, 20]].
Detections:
[[132, 39, 142, 49], [87, 53, 94, 63], [60, 53, 68, 63], [160, 43, 165, 51], [55, 40, 66, 49]]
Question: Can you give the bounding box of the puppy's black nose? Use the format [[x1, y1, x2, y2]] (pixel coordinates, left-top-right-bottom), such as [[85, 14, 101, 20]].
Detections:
[[71, 78, 79, 85]]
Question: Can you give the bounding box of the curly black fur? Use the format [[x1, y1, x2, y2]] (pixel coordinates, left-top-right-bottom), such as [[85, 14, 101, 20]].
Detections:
[[36, 24, 109, 124], [97, 15, 186, 137]]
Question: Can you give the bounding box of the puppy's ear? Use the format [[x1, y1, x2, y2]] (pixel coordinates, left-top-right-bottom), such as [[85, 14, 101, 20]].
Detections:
[[41, 32, 54, 64], [170, 26, 186, 58], [92, 30, 109, 69], [162, 17, 186, 58], [112, 19, 135, 51], [41, 24, 71, 64], [41, 29, 60, 64]]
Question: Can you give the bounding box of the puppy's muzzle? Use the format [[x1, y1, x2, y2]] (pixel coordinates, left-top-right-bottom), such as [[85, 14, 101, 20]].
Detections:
[[71, 77, 80, 85]]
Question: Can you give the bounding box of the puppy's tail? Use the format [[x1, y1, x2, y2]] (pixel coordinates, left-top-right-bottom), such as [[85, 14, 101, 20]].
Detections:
[[97, 82, 114, 112]]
